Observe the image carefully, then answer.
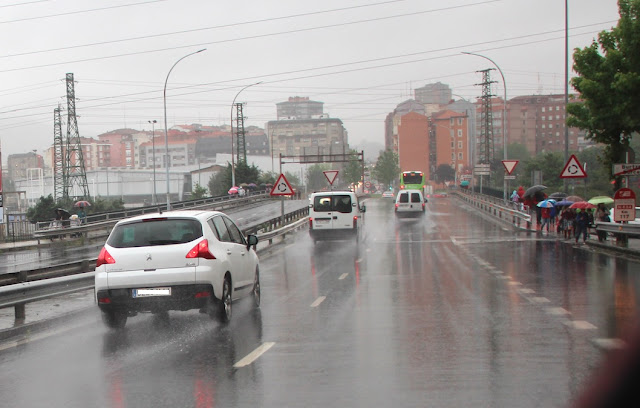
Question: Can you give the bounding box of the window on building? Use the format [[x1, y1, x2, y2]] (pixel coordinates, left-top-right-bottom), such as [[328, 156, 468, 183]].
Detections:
[[450, 118, 454, 125], [457, 129, 463, 137], [451, 153, 455, 160], [458, 141, 463, 149], [451, 141, 454, 148], [542, 107, 546, 112], [457, 118, 463, 125], [458, 152, 463, 160], [542, 116, 546, 121]]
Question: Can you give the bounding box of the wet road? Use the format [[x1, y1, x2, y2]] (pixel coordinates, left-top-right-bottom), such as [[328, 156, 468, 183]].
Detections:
[[1, 197, 639, 407]]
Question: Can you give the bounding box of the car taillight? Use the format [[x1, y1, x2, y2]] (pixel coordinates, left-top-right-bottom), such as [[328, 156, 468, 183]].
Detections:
[[186, 239, 216, 260], [353, 216, 358, 228], [309, 217, 313, 229], [395, 203, 399, 211], [96, 247, 115, 267]]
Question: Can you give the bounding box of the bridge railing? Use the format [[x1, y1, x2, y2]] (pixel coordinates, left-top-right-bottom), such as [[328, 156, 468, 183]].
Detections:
[[455, 190, 533, 230]]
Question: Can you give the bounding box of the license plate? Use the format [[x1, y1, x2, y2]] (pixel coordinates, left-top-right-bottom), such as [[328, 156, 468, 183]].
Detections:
[[133, 287, 171, 298]]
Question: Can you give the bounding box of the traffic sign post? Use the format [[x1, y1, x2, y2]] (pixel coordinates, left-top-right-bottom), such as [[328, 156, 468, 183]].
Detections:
[[560, 154, 587, 178], [613, 188, 636, 222], [270, 173, 295, 226], [323, 170, 339, 186], [502, 160, 518, 175]]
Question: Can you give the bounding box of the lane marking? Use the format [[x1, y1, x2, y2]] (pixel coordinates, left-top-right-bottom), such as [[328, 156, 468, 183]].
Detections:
[[546, 307, 571, 316], [233, 342, 276, 368], [518, 288, 536, 294], [592, 338, 626, 351], [531, 297, 550, 303], [564, 320, 597, 330], [310, 296, 326, 308], [355, 258, 363, 264], [339, 273, 348, 280]]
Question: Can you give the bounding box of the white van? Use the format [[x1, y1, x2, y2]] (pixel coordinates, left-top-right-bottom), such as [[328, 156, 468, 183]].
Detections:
[[308, 191, 366, 242], [395, 189, 426, 216]]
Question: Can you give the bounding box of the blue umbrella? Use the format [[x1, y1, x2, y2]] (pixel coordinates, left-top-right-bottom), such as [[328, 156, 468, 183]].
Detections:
[[537, 199, 556, 208], [555, 199, 574, 207]]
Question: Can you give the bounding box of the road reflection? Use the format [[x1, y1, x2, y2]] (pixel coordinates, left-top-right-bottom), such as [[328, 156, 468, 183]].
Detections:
[[100, 307, 263, 407]]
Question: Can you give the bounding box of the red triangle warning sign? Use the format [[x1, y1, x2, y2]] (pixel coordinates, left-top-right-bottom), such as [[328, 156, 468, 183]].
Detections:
[[270, 173, 295, 196], [560, 154, 587, 178]]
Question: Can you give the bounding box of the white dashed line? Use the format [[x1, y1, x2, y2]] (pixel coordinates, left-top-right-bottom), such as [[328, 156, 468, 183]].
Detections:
[[564, 320, 597, 330], [233, 342, 276, 368], [531, 297, 551, 303], [310, 296, 326, 308], [339, 273, 348, 280], [592, 338, 626, 351], [546, 307, 571, 316]]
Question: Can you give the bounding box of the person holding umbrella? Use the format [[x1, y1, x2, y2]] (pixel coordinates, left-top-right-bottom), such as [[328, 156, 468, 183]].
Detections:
[[575, 209, 590, 244]]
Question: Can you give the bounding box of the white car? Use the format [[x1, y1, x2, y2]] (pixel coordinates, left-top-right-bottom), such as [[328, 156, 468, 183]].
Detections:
[[381, 191, 395, 198], [395, 189, 426, 216], [95, 210, 260, 329]]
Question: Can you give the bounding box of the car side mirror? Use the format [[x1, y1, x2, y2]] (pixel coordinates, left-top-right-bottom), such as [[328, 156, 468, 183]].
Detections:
[[361, 205, 366, 213], [246, 234, 259, 250]]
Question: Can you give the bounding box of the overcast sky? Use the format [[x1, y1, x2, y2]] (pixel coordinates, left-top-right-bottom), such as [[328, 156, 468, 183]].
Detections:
[[0, 0, 621, 161]]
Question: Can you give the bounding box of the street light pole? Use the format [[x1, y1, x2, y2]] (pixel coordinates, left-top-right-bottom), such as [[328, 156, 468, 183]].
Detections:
[[148, 119, 157, 205], [462, 51, 508, 201], [230, 81, 262, 188], [163, 48, 206, 211]]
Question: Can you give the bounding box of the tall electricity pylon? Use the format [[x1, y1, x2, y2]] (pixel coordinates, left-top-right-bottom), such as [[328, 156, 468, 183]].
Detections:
[[53, 105, 65, 201], [63, 73, 90, 201], [234, 102, 247, 164], [477, 68, 496, 165]]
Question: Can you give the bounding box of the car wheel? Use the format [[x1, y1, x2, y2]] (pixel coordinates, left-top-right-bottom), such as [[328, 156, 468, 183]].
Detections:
[[217, 276, 232, 324], [102, 310, 127, 329], [253, 270, 261, 308]]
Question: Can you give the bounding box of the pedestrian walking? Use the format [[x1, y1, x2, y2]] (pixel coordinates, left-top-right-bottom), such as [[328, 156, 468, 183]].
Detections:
[[595, 203, 611, 242], [575, 209, 590, 244], [540, 206, 552, 233]]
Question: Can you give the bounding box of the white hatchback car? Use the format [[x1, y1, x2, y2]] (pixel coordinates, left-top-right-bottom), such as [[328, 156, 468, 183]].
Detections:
[[395, 189, 427, 216], [95, 210, 260, 329]]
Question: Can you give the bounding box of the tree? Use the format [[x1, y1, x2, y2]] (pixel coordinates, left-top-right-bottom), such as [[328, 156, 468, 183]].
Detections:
[[191, 183, 208, 199], [306, 164, 331, 191], [372, 149, 399, 189], [434, 164, 455, 187], [208, 166, 231, 197], [26, 195, 57, 223], [567, 0, 640, 190], [342, 150, 364, 188], [234, 161, 260, 185]]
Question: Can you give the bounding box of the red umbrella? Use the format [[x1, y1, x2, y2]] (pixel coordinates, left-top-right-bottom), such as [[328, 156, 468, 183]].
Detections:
[[569, 201, 596, 210], [74, 200, 91, 207], [228, 186, 239, 195]]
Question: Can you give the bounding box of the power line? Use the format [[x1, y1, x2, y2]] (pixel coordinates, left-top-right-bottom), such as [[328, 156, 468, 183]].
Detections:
[[0, 1, 503, 71], [0, 0, 169, 24]]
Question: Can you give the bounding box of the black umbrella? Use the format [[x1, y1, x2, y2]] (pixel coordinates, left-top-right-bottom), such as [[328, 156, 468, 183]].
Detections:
[[55, 208, 71, 219], [548, 192, 567, 200], [523, 185, 547, 199]]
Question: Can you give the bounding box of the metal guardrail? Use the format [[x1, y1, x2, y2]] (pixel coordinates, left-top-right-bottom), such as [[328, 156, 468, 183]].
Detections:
[[0, 205, 309, 328], [455, 190, 533, 230], [31, 194, 270, 243], [595, 221, 640, 236]]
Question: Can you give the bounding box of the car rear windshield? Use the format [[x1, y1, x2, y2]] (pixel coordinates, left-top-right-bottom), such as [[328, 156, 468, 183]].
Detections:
[[410, 193, 422, 203], [107, 218, 203, 248], [313, 195, 353, 213]]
